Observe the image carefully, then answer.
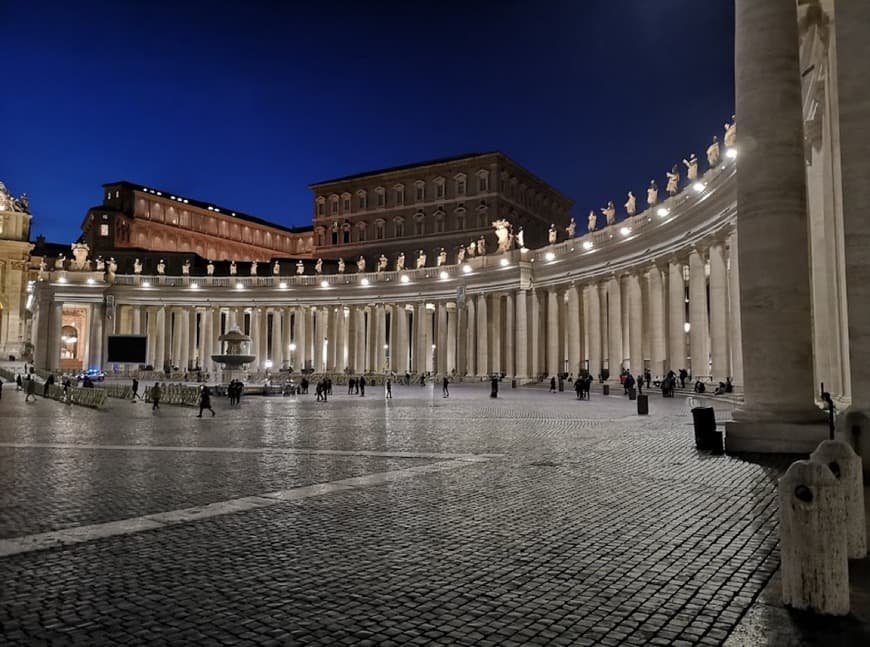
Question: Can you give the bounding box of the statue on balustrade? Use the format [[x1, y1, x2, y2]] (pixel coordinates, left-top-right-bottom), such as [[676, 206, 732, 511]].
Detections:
[[396, 252, 405, 271], [683, 154, 698, 181], [107, 257, 117, 276], [207, 260, 215, 275], [477, 235, 487, 256], [0, 181, 10, 211], [647, 180, 658, 206], [157, 259, 166, 274], [724, 115, 736, 148], [437, 248, 447, 266], [707, 136, 720, 167], [296, 260, 305, 275], [456, 245, 466, 264], [273, 260, 280, 275], [71, 243, 90, 270], [229, 260, 237, 275], [250, 261, 258, 275], [377, 254, 388, 272], [666, 165, 680, 196], [416, 250, 427, 269], [548, 224, 557, 244], [356, 256, 366, 272], [95, 257, 105, 272], [133, 258, 142, 274], [492, 219, 512, 253], [38, 259, 47, 280], [337, 258, 345, 273], [467, 240, 477, 257], [625, 191, 637, 216], [566, 217, 576, 239], [315, 258, 323, 274], [516, 227, 525, 249], [587, 210, 598, 232], [602, 201, 616, 226]]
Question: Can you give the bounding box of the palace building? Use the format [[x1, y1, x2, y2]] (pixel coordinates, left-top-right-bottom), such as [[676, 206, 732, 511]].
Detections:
[[12, 0, 870, 466]]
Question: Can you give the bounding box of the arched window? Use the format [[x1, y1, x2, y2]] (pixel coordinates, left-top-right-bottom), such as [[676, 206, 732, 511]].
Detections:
[[414, 210, 425, 236]]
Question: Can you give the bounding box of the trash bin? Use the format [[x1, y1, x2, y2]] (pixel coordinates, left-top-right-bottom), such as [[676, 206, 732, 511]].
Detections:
[[511, 379, 517, 389], [691, 406, 716, 450], [602, 384, 610, 396], [628, 387, 637, 401], [637, 394, 648, 415]]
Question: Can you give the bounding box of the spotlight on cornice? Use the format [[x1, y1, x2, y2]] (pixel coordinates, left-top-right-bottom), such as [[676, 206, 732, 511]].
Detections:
[[236, 282, 244, 290], [620, 226, 632, 236], [278, 281, 287, 289], [583, 240, 594, 250], [439, 270, 449, 279], [657, 207, 669, 217], [400, 274, 410, 283], [692, 182, 705, 193], [726, 148, 737, 159], [462, 264, 472, 274], [360, 278, 370, 286], [320, 280, 329, 288], [545, 252, 555, 261]]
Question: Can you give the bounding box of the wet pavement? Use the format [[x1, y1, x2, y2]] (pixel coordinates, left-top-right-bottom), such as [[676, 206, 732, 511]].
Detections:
[[0, 379, 863, 645]]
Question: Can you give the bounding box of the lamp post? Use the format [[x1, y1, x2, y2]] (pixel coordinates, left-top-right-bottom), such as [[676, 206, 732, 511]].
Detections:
[[288, 343, 296, 373]]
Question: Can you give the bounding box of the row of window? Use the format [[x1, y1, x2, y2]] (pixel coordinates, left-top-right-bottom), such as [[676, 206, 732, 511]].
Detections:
[[314, 209, 493, 246]]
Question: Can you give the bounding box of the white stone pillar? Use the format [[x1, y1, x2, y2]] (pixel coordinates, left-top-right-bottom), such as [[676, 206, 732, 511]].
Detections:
[[476, 295, 488, 376], [395, 305, 408, 374], [514, 290, 527, 380], [131, 305, 142, 335], [274, 310, 285, 368], [446, 303, 457, 375], [727, 234, 744, 386], [728, 0, 827, 451], [155, 306, 166, 372], [48, 301, 63, 370], [709, 243, 729, 381], [606, 276, 623, 378], [259, 308, 269, 369], [490, 294, 502, 374], [89, 303, 105, 369], [565, 285, 580, 377], [647, 266, 667, 379], [376, 304, 387, 373], [296, 306, 308, 371], [504, 292, 515, 378], [627, 273, 643, 375], [171, 309, 183, 370], [283, 307, 293, 370], [546, 289, 560, 377], [352, 307, 365, 373], [688, 249, 709, 379], [436, 302, 448, 375], [585, 284, 602, 379], [529, 290, 541, 378], [668, 261, 686, 374], [465, 297, 476, 376]]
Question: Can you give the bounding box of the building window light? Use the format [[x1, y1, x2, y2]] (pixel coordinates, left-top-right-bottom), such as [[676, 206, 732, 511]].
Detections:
[[439, 270, 449, 279], [684, 322, 691, 333], [692, 182, 705, 193], [620, 226, 632, 236], [545, 252, 555, 261], [657, 207, 670, 217], [462, 264, 472, 274], [400, 274, 410, 283], [583, 240, 594, 250]]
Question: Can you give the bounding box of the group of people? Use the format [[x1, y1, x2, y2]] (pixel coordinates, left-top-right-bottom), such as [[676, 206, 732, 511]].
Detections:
[[573, 375, 594, 400], [346, 376, 367, 396], [227, 379, 245, 405], [315, 377, 334, 401]]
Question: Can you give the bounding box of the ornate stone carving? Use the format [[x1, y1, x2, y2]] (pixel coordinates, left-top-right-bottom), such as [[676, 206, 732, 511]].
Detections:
[[602, 201, 616, 226], [625, 191, 637, 216], [647, 180, 659, 206], [395, 252, 405, 272], [707, 137, 720, 167], [71, 244, 90, 270], [587, 210, 598, 232]]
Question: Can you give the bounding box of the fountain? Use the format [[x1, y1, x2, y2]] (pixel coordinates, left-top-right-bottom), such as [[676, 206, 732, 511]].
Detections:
[[211, 327, 256, 377]]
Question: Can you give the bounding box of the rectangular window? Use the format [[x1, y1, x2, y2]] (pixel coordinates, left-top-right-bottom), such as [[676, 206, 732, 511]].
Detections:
[[331, 201, 338, 215], [376, 223, 385, 239], [343, 198, 350, 212], [415, 221, 424, 235], [359, 195, 367, 210], [435, 184, 444, 199], [436, 220, 445, 233], [416, 186, 424, 201], [395, 222, 405, 237], [395, 190, 404, 206], [359, 227, 367, 242], [479, 176, 489, 192], [377, 193, 385, 207], [317, 203, 324, 216], [100, 224, 110, 236], [457, 180, 466, 195]]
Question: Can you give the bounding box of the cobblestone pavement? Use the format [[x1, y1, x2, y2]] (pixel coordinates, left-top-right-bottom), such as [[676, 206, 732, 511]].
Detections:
[[0, 382, 793, 645]]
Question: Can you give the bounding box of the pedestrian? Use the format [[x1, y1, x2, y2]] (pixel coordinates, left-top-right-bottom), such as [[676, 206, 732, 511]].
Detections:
[[315, 379, 324, 401], [348, 377, 355, 395], [636, 374, 644, 394], [442, 376, 449, 398], [24, 376, 36, 402], [0, 377, 3, 400], [43, 374, 54, 398], [16, 374, 23, 391], [574, 378, 582, 400], [549, 376, 556, 393], [197, 385, 215, 417], [131, 377, 141, 400], [151, 382, 162, 411], [359, 375, 366, 396], [326, 377, 332, 396], [679, 368, 688, 389], [644, 370, 651, 389], [385, 378, 392, 399]]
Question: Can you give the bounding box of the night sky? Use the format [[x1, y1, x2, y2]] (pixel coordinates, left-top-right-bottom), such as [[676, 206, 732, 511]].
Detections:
[[3, 1, 734, 245]]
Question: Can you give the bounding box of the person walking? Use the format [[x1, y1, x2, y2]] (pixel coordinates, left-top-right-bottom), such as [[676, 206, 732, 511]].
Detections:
[[636, 374, 644, 394], [359, 375, 366, 397], [385, 377, 392, 399], [442, 376, 450, 398], [0, 377, 3, 400], [131, 378, 141, 400], [574, 378, 583, 400], [197, 385, 215, 417], [348, 378, 356, 395], [549, 376, 556, 393], [151, 382, 162, 411], [25, 376, 37, 402]]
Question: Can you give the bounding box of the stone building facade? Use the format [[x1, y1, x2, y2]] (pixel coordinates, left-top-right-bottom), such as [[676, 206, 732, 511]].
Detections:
[[0, 182, 34, 359], [309, 152, 573, 263]]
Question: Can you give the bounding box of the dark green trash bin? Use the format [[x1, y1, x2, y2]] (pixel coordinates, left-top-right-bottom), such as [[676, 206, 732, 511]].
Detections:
[[602, 384, 610, 396], [691, 407, 717, 450], [637, 394, 648, 415]]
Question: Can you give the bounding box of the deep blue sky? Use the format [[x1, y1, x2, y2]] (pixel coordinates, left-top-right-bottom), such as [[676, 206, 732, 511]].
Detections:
[[3, 1, 734, 244]]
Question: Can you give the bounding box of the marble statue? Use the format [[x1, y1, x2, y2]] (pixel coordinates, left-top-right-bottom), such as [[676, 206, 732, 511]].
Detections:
[[666, 165, 680, 196], [566, 217, 576, 239], [517, 227, 525, 249], [207, 260, 215, 276], [647, 180, 659, 206], [724, 115, 737, 148], [602, 201, 616, 226], [437, 248, 447, 266], [456, 246, 466, 264], [95, 256, 105, 272], [396, 252, 405, 272], [587, 210, 598, 232], [315, 258, 323, 274], [107, 257, 117, 275], [477, 235, 487, 256], [133, 258, 142, 274], [296, 260, 305, 275], [250, 261, 258, 276], [337, 258, 345, 273], [707, 136, 720, 167], [548, 224, 557, 244], [229, 260, 237, 275], [0, 181, 10, 211], [157, 259, 166, 274], [683, 154, 699, 181], [71, 243, 89, 270], [492, 219, 512, 253], [356, 256, 366, 272], [625, 191, 637, 216], [377, 254, 388, 272], [273, 260, 280, 275], [416, 250, 427, 269], [38, 259, 47, 280], [181, 260, 190, 275], [467, 241, 477, 257]]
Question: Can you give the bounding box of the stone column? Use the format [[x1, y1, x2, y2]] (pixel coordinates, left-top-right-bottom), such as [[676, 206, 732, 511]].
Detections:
[[89, 303, 105, 369], [627, 273, 643, 375], [48, 301, 63, 370], [353, 307, 365, 373], [490, 294, 502, 374], [514, 290, 527, 380], [688, 249, 709, 378], [446, 303, 457, 375], [132, 305, 142, 335], [566, 285, 580, 377], [259, 308, 269, 369], [476, 294, 488, 376], [171, 309, 183, 370], [606, 276, 623, 378], [546, 289, 560, 377], [155, 306, 166, 372], [585, 284, 602, 379], [647, 265, 667, 378], [284, 307, 293, 370], [529, 290, 541, 378], [436, 302, 448, 375], [835, 0, 870, 459], [504, 292, 515, 378], [274, 310, 285, 368], [376, 304, 387, 373], [296, 306, 308, 371], [708, 243, 729, 381], [727, 234, 744, 386], [314, 307, 326, 372], [211, 308, 222, 371], [727, 0, 827, 451], [668, 261, 685, 374], [395, 305, 408, 374], [465, 297, 476, 376]]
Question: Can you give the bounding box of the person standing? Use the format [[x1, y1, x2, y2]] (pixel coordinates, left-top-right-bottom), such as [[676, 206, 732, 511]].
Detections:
[[574, 378, 583, 400], [16, 374, 23, 391], [385, 377, 392, 399], [442, 376, 449, 398], [131, 378, 141, 400], [151, 382, 162, 411], [25, 376, 37, 402], [0, 377, 3, 400], [359, 375, 366, 397], [197, 385, 215, 417], [549, 376, 556, 393]]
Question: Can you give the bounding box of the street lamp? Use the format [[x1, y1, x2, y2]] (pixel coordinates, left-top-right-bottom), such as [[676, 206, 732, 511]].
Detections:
[[288, 343, 296, 372]]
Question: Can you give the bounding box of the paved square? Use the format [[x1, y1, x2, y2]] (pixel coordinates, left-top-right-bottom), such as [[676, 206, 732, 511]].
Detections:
[[0, 382, 789, 645]]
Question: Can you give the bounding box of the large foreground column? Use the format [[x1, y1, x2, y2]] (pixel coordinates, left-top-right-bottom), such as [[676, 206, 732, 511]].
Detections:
[[514, 290, 527, 380], [726, 0, 827, 452], [709, 243, 729, 381], [648, 266, 667, 378]]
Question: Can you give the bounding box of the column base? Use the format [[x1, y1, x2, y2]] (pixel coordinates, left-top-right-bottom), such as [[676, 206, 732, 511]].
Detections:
[[835, 405, 870, 475], [725, 418, 829, 454]]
